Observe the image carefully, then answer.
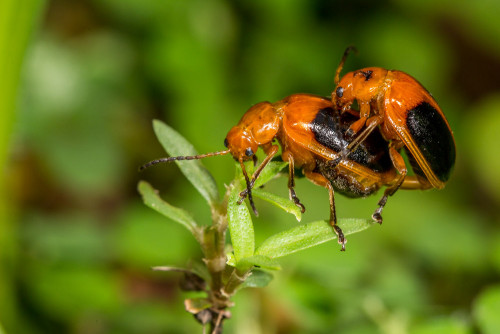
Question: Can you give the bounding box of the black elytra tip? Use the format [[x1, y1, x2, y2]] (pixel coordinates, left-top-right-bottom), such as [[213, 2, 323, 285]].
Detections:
[[224, 138, 229, 148], [245, 148, 254, 157]]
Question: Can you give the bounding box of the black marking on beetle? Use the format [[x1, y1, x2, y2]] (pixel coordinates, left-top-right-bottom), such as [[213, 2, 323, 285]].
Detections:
[[224, 138, 229, 148], [361, 70, 373, 80], [310, 107, 392, 172], [355, 70, 373, 81], [406, 102, 455, 182]]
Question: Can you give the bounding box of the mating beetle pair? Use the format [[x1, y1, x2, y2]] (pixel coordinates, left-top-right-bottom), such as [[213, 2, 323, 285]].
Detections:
[[141, 48, 456, 251]]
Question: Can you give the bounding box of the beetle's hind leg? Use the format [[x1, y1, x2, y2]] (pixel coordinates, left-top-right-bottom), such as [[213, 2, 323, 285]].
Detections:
[[374, 173, 434, 222], [372, 142, 407, 223], [305, 170, 346, 251], [283, 152, 306, 213]]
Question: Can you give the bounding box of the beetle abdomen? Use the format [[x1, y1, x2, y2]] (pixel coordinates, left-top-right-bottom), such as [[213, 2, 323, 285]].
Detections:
[[310, 107, 392, 173]]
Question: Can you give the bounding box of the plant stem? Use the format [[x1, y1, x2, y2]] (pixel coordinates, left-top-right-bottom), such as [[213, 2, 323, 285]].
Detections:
[[198, 180, 249, 332]]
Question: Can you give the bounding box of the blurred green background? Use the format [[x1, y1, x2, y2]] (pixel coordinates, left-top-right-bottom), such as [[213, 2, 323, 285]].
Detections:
[[2, 0, 500, 333]]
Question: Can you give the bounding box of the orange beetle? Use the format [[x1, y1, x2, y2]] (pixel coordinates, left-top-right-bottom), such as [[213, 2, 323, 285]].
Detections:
[[332, 47, 456, 222], [141, 94, 397, 250]]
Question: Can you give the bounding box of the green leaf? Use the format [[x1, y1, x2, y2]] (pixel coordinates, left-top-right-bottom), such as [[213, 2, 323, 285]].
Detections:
[[239, 269, 274, 289], [473, 285, 500, 334], [138, 181, 198, 236], [252, 161, 288, 188], [152, 120, 219, 205], [255, 218, 374, 258], [253, 189, 302, 221], [227, 183, 255, 263], [410, 317, 471, 334], [236, 255, 281, 271]]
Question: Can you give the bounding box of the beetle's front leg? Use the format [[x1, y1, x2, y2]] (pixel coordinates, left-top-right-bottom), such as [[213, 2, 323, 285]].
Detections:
[[238, 145, 279, 204], [345, 101, 371, 138]]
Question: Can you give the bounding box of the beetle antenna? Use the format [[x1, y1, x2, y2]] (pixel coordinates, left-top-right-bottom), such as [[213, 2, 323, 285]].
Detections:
[[139, 150, 230, 171], [334, 46, 358, 85], [239, 158, 259, 216]]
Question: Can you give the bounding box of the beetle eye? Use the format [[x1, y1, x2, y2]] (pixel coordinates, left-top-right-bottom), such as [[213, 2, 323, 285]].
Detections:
[[224, 138, 229, 148], [245, 148, 254, 157], [336, 86, 344, 98]]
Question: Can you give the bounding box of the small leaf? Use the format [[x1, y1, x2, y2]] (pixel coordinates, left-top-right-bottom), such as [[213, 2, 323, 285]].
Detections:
[[256, 218, 374, 258], [227, 183, 255, 263], [252, 161, 288, 188], [236, 255, 281, 271], [152, 120, 219, 205], [184, 298, 212, 314], [253, 189, 302, 221], [138, 181, 198, 235], [239, 270, 274, 289], [473, 285, 500, 334]]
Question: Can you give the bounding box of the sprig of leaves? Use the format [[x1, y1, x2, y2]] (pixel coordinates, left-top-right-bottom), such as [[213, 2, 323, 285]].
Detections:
[[138, 120, 375, 330]]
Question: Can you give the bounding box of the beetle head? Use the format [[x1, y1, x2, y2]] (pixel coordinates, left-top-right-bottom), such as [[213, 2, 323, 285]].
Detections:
[[224, 126, 259, 161], [333, 67, 387, 110]]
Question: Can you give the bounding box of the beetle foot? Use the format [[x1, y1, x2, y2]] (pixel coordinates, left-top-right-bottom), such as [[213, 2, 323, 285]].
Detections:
[[329, 156, 343, 168], [333, 225, 346, 251], [372, 195, 387, 224], [238, 189, 249, 203], [345, 127, 356, 139], [289, 188, 306, 213], [372, 210, 383, 224], [294, 200, 306, 213]]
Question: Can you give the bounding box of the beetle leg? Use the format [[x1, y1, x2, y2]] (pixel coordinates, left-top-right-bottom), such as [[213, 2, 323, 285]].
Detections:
[[346, 102, 371, 138], [304, 170, 346, 251], [372, 142, 407, 224], [400, 176, 433, 190], [328, 115, 384, 168], [346, 117, 367, 138], [239, 158, 258, 216], [283, 151, 306, 213], [238, 145, 279, 207]]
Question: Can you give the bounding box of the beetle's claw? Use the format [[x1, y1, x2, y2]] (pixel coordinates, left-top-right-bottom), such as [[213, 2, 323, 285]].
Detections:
[[329, 156, 343, 168], [237, 190, 248, 204], [345, 128, 355, 139], [295, 201, 306, 213], [372, 208, 383, 224], [333, 225, 347, 251], [289, 189, 306, 213]]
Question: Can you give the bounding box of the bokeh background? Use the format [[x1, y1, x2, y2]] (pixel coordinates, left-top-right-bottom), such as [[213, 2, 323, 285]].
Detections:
[[2, 0, 500, 333]]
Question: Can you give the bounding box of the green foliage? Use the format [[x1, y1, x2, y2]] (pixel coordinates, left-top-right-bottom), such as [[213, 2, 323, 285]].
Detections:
[[227, 181, 255, 264], [6, 1, 500, 333], [138, 181, 198, 235], [473, 285, 500, 334], [138, 120, 375, 329], [152, 120, 220, 206], [0, 0, 45, 330], [256, 219, 373, 259], [253, 189, 303, 221]]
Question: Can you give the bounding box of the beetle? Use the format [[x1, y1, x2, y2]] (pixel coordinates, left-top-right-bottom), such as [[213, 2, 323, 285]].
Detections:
[[141, 93, 398, 251], [331, 47, 456, 223]]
